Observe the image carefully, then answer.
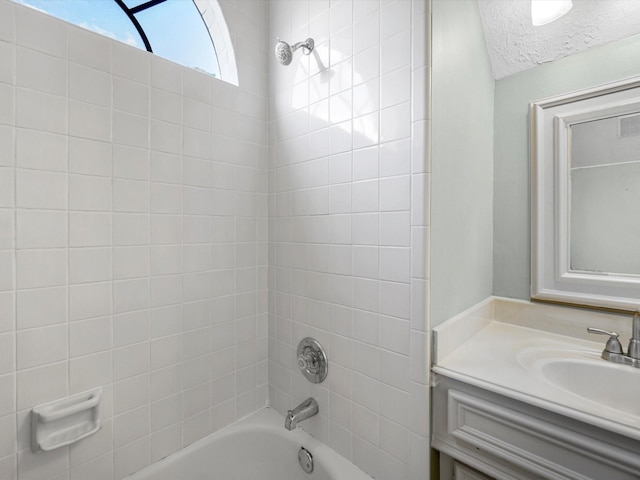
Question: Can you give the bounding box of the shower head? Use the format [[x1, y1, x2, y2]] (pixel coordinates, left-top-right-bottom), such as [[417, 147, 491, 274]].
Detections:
[[275, 37, 314, 66], [274, 39, 293, 66]]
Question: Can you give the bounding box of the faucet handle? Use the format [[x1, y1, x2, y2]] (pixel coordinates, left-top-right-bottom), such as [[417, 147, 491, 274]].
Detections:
[[627, 311, 640, 360], [587, 327, 624, 354], [296, 338, 328, 384], [297, 350, 315, 371]]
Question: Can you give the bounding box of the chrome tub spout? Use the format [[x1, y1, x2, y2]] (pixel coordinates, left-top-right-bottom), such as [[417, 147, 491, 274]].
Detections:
[[284, 397, 318, 430]]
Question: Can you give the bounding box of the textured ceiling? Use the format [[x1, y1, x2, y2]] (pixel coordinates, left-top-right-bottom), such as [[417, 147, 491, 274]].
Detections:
[[477, 0, 640, 79]]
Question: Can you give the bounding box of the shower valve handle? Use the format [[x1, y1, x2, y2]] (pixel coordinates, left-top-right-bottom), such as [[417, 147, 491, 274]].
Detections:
[[296, 337, 328, 383], [297, 349, 319, 372]]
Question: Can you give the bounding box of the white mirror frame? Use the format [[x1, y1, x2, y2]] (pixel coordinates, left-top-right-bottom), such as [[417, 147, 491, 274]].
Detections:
[[531, 76, 640, 312]]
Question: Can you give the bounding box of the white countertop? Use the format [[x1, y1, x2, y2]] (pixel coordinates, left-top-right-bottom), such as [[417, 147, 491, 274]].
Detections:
[[433, 319, 640, 442]]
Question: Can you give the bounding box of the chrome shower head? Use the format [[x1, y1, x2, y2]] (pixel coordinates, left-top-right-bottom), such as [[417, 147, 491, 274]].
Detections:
[[275, 37, 314, 66], [275, 38, 293, 66]]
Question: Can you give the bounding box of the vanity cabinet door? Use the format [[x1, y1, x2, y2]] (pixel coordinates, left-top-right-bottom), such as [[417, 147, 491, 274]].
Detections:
[[453, 462, 493, 480], [432, 378, 640, 480]]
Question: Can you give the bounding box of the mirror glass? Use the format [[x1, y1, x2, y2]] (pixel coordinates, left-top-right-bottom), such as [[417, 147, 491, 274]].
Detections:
[[570, 115, 640, 276], [531, 78, 640, 311]]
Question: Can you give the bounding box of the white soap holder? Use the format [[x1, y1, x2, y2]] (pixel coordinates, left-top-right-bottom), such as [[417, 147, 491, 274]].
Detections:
[[31, 388, 102, 453]]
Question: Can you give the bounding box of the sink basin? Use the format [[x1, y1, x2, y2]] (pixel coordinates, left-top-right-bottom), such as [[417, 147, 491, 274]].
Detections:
[[519, 346, 640, 418], [538, 357, 640, 417]]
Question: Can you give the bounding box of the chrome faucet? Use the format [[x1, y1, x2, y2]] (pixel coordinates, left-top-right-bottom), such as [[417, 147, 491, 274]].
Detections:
[[284, 397, 319, 430], [588, 311, 640, 368]]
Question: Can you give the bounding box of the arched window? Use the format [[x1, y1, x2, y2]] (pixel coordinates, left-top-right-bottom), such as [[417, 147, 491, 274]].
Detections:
[[16, 0, 237, 84]]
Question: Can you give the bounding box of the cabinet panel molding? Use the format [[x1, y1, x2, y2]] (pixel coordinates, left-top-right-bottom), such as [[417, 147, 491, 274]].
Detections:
[[433, 378, 640, 480]]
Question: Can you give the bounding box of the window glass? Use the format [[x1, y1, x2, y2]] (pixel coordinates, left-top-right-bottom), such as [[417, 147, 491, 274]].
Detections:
[[16, 0, 220, 77], [120, 0, 151, 9], [134, 0, 220, 77], [18, 0, 144, 48]]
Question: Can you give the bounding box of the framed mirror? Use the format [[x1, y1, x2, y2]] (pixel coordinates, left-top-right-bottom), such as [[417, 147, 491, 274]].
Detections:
[[531, 76, 640, 311]]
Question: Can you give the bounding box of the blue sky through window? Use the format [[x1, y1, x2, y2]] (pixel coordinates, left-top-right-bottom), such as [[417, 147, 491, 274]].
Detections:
[[18, 0, 143, 47], [121, 0, 151, 8], [135, 0, 219, 76], [17, 0, 220, 77]]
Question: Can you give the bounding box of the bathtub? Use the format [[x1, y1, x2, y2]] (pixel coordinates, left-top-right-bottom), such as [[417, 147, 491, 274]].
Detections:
[[127, 407, 372, 480]]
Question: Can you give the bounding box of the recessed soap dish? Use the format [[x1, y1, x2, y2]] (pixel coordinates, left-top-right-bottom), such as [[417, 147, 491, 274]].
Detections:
[[31, 387, 102, 453]]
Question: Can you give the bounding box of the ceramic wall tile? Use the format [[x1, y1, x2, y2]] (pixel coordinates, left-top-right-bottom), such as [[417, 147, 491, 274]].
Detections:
[[15, 3, 66, 57], [5, 2, 270, 479], [5, 1, 429, 479], [268, 2, 429, 478]]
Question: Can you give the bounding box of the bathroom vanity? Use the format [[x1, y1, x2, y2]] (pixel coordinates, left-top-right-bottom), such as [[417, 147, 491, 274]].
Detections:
[[431, 298, 640, 480]]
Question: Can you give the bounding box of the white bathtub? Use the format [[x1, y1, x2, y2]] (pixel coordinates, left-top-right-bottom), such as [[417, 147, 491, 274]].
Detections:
[[127, 407, 372, 480]]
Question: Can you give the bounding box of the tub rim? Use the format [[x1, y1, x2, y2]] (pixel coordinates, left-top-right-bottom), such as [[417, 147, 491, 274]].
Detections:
[[125, 406, 372, 480]]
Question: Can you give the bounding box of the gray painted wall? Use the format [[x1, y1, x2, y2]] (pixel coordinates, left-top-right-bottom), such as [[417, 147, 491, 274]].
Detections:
[[431, 0, 494, 326], [493, 33, 640, 300]]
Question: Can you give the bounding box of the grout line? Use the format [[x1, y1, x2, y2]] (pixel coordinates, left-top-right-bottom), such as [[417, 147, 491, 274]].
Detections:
[[11, 3, 18, 466]]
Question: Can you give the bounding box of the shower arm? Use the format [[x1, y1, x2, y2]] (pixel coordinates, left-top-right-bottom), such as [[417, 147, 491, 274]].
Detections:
[[291, 39, 314, 55]]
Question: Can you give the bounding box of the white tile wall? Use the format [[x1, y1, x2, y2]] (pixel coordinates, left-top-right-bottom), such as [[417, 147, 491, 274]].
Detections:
[[0, 0, 269, 479], [268, 1, 430, 480], [2, 0, 430, 479]]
